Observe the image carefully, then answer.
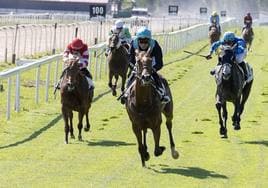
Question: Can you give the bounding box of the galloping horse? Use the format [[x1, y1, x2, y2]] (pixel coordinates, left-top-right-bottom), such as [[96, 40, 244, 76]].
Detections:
[[242, 27, 254, 51], [125, 48, 179, 167], [209, 24, 221, 44], [214, 45, 253, 138], [60, 58, 94, 144], [107, 33, 129, 96]]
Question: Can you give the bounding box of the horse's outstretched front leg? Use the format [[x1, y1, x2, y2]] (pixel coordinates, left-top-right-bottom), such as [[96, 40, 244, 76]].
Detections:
[[108, 72, 113, 89], [216, 102, 227, 138], [152, 124, 165, 157], [143, 129, 150, 161], [165, 117, 179, 159], [132, 124, 146, 167], [77, 112, 84, 141]]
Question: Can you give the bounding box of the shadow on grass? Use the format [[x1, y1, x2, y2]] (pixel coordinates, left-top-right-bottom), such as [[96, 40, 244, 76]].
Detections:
[[242, 140, 268, 147], [0, 114, 62, 150], [148, 166, 228, 179], [86, 139, 136, 147]]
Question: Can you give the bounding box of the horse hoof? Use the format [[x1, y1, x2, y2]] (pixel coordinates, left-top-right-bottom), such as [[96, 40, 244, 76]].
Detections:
[[112, 90, 116, 96], [78, 135, 82, 141], [71, 135, 75, 139], [221, 134, 228, 139], [172, 150, 179, 159], [154, 146, 166, 157], [65, 140, 68, 144], [144, 152, 150, 161], [234, 125, 241, 130], [220, 127, 227, 135], [84, 127, 90, 132]]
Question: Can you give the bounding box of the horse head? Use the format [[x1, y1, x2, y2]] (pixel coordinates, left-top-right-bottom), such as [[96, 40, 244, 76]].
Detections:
[[135, 48, 153, 86], [63, 58, 81, 92], [218, 45, 236, 80], [108, 33, 120, 51]]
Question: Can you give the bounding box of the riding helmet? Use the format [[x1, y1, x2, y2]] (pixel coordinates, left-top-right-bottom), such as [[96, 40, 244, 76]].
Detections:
[[136, 27, 151, 39], [71, 38, 84, 50], [223, 31, 235, 42]]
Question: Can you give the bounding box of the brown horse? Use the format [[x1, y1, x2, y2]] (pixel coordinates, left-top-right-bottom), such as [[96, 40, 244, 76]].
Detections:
[[60, 59, 94, 144], [125, 48, 179, 167], [107, 33, 129, 96], [242, 27, 254, 51], [209, 25, 221, 44]]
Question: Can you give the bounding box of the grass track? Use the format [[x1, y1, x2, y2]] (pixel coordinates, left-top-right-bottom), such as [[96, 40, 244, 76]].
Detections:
[[0, 27, 268, 187]]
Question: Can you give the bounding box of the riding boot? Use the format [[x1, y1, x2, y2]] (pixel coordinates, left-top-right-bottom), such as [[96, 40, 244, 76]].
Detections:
[[120, 72, 135, 104], [152, 73, 170, 104], [54, 69, 66, 90], [105, 48, 110, 57], [239, 61, 248, 81]]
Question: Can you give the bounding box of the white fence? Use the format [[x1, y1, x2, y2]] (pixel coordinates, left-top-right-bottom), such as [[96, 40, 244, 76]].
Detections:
[[0, 18, 238, 120], [0, 15, 207, 63]]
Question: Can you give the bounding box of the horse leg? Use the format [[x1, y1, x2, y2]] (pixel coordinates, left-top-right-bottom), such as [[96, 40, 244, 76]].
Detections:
[[232, 100, 241, 130], [84, 109, 90, 132], [222, 102, 228, 138], [77, 112, 84, 141], [132, 124, 146, 167], [69, 111, 75, 139], [112, 75, 119, 96], [165, 117, 179, 159], [62, 108, 69, 144], [121, 75, 126, 94], [143, 129, 150, 161], [240, 81, 253, 116], [152, 124, 166, 157], [216, 102, 227, 138], [108, 72, 116, 96]]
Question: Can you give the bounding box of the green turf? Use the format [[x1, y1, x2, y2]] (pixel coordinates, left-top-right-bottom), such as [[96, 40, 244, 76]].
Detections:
[[0, 27, 267, 187]]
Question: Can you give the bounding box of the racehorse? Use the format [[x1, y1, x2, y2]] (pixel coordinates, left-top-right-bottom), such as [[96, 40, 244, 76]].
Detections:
[[242, 27, 254, 51], [214, 45, 253, 138], [60, 58, 94, 144], [107, 33, 129, 96], [125, 48, 179, 167], [209, 24, 221, 44]]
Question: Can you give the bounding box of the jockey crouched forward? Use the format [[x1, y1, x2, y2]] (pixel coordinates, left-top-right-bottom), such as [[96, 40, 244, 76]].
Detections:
[[120, 27, 170, 105], [54, 38, 94, 91], [206, 31, 252, 83], [105, 19, 132, 56]]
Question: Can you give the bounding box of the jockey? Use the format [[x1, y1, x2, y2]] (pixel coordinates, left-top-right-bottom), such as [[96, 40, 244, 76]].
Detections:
[[243, 12, 253, 29], [120, 26, 170, 105], [55, 38, 94, 91], [105, 19, 132, 56], [209, 11, 221, 33], [206, 31, 249, 81]]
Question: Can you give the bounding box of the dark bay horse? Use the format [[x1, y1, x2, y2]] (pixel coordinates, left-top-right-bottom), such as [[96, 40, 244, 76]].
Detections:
[[60, 59, 94, 144], [125, 48, 179, 167], [214, 45, 253, 138], [242, 27, 254, 51], [209, 25, 221, 44], [107, 33, 129, 96]]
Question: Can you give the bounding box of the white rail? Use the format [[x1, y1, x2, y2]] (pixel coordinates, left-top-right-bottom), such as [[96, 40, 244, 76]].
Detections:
[[0, 18, 238, 120]]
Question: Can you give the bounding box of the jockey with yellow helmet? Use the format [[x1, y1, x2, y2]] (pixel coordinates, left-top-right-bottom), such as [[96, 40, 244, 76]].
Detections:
[[120, 27, 170, 105], [210, 11, 221, 33]]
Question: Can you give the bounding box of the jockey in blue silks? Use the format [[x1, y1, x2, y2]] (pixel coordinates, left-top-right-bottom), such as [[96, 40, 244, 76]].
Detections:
[[120, 26, 170, 105], [206, 31, 249, 81]]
